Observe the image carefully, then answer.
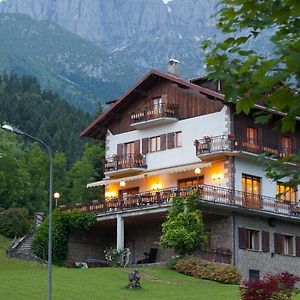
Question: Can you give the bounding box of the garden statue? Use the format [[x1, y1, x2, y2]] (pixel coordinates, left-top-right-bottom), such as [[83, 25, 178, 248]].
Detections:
[[128, 269, 142, 289]]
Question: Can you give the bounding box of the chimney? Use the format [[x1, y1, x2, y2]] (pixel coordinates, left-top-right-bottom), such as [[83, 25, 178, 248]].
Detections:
[[167, 59, 180, 77]]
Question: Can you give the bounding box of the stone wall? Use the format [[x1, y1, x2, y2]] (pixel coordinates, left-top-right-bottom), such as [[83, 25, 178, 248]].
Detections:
[[234, 214, 300, 280]]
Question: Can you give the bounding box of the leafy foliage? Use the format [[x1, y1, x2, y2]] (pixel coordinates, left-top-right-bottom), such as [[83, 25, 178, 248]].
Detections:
[[203, 0, 300, 185], [0, 208, 32, 238], [160, 193, 206, 256], [175, 257, 240, 285], [240, 272, 300, 300], [32, 209, 96, 265]]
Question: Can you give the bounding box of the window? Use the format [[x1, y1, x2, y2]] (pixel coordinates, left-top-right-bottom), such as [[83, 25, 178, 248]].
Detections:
[[149, 136, 161, 152], [247, 229, 260, 251], [249, 269, 260, 280], [281, 136, 292, 157], [178, 176, 204, 188], [124, 142, 134, 156], [119, 187, 139, 199], [283, 235, 294, 256], [175, 131, 182, 147], [246, 126, 257, 144], [152, 97, 163, 114], [242, 174, 261, 195], [276, 182, 297, 204]]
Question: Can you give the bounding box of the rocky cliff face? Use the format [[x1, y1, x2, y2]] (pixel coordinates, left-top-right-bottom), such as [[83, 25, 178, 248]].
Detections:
[[0, 0, 220, 76]]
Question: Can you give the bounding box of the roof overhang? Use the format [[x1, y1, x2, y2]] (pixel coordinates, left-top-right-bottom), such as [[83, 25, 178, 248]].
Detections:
[[87, 162, 211, 188]]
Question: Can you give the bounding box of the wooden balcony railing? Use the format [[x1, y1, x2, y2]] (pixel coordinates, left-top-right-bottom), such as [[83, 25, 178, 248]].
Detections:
[[104, 154, 147, 173], [195, 135, 296, 158], [60, 184, 299, 218], [130, 103, 178, 124]]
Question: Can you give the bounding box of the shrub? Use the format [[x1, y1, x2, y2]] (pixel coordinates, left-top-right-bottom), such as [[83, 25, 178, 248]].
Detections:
[[0, 208, 31, 238], [175, 257, 240, 284], [104, 248, 130, 267], [32, 209, 96, 265], [167, 255, 183, 270], [160, 194, 207, 256], [240, 272, 300, 300]]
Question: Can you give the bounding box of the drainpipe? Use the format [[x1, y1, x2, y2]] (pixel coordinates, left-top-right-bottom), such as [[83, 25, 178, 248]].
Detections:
[[232, 212, 236, 266]]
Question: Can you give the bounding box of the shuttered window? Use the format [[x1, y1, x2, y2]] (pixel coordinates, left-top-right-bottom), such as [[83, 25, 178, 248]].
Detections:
[[160, 134, 166, 151], [262, 231, 270, 252], [149, 136, 161, 152], [274, 233, 283, 254], [175, 131, 182, 147], [239, 227, 248, 249]]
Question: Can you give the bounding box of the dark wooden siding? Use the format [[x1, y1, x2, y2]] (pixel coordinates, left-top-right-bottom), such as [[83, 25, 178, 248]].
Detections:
[[233, 112, 300, 154], [107, 81, 224, 135]]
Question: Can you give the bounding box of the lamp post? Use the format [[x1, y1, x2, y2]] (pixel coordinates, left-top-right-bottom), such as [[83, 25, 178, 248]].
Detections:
[[1, 124, 53, 300], [194, 167, 201, 187], [54, 192, 60, 208]]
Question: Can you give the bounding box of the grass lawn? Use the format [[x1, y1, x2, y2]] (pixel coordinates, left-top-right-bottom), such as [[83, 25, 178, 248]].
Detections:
[[0, 235, 299, 300]]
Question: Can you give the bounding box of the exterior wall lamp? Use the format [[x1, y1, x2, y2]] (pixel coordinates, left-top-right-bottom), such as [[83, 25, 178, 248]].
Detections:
[[120, 181, 126, 187], [212, 172, 223, 181]]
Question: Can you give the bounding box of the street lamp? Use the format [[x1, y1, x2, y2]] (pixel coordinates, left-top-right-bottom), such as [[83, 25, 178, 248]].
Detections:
[[194, 167, 201, 186], [54, 192, 60, 208], [2, 124, 53, 300]]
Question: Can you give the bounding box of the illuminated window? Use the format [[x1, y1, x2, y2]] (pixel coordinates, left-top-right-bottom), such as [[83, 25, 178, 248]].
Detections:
[[281, 136, 292, 157], [276, 182, 297, 204], [246, 126, 257, 144], [242, 174, 261, 194], [247, 229, 260, 251], [149, 136, 161, 152], [178, 176, 204, 188], [283, 235, 294, 256], [175, 131, 182, 147]]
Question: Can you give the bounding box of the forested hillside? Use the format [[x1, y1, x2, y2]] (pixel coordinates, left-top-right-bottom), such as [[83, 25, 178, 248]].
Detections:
[[0, 73, 103, 212]]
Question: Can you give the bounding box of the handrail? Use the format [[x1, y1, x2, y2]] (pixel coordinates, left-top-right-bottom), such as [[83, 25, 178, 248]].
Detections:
[[104, 153, 147, 172], [130, 103, 178, 123], [60, 184, 298, 217], [195, 135, 296, 158]]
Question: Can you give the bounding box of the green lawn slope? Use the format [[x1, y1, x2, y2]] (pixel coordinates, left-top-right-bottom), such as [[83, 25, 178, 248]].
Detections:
[[0, 234, 299, 300]]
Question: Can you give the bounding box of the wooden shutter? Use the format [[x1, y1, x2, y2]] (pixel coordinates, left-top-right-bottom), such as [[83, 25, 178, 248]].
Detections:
[[296, 237, 300, 257], [142, 138, 149, 154], [134, 140, 140, 156], [160, 134, 166, 151], [167, 132, 175, 149], [238, 227, 248, 249], [262, 231, 270, 252], [274, 233, 283, 254], [117, 143, 124, 156]]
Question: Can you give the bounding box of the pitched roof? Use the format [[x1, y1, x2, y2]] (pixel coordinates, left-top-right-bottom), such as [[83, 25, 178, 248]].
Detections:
[[80, 69, 224, 139]]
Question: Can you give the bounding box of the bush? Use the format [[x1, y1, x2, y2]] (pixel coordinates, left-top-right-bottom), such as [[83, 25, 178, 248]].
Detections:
[[32, 209, 96, 265], [240, 272, 300, 300], [104, 248, 130, 267], [167, 255, 183, 270], [175, 257, 240, 284], [0, 208, 31, 238]]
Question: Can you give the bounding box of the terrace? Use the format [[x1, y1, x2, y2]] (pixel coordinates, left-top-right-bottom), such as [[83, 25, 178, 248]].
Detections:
[[195, 135, 296, 160], [104, 154, 147, 177], [60, 184, 300, 218], [130, 103, 178, 129]]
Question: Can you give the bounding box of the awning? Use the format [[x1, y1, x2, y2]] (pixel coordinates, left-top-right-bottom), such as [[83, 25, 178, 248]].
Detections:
[[87, 162, 211, 188]]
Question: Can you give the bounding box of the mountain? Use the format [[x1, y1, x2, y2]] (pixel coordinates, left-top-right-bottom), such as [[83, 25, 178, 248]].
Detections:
[[0, 0, 221, 77], [0, 13, 139, 111]]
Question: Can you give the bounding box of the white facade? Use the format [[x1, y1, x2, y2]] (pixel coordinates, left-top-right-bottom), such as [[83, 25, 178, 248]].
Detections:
[[106, 106, 229, 171]]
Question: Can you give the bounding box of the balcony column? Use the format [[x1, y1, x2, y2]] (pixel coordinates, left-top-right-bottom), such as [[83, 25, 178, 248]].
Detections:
[[116, 215, 124, 251]]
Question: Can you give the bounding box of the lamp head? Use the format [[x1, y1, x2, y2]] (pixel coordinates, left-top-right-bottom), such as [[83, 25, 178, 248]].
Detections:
[[194, 167, 201, 175], [53, 192, 60, 199], [1, 124, 24, 135]]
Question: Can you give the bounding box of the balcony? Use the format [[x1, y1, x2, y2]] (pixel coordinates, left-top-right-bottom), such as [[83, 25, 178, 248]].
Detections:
[[195, 135, 296, 161], [130, 103, 178, 129], [104, 154, 147, 177], [60, 184, 300, 218]]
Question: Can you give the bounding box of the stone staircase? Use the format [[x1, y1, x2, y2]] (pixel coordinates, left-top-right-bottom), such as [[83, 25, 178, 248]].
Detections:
[[7, 234, 46, 264]]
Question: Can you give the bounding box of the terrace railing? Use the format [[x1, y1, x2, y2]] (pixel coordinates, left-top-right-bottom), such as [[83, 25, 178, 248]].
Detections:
[[195, 135, 296, 158], [104, 154, 147, 172], [130, 103, 178, 124], [60, 184, 299, 218]]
